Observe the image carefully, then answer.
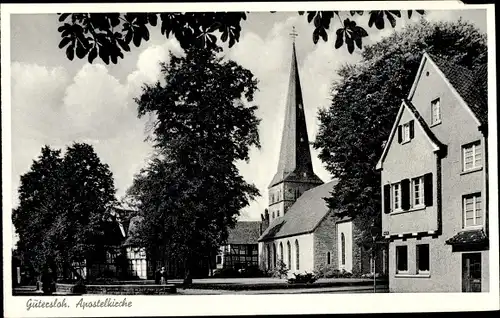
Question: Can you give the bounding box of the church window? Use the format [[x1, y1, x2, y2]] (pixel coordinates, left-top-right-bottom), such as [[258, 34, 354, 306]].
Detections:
[[273, 243, 277, 267], [279, 242, 284, 261], [295, 240, 300, 270], [272, 211, 275, 220], [341, 233, 346, 266], [287, 241, 291, 269], [327, 252, 331, 265], [266, 245, 271, 270]]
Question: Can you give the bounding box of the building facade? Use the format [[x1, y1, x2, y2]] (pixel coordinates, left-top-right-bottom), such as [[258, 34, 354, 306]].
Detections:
[[216, 221, 261, 271], [376, 53, 488, 292]]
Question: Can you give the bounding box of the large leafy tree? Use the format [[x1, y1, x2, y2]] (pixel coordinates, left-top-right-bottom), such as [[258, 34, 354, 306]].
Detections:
[[313, 19, 487, 246], [127, 46, 260, 282], [12, 143, 117, 280], [56, 10, 425, 64]]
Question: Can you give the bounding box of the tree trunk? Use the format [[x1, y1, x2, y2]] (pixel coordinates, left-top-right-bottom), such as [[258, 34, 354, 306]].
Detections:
[[183, 258, 192, 285]]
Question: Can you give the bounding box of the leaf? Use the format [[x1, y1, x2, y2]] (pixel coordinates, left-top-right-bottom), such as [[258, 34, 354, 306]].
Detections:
[[408, 10, 413, 19], [335, 29, 344, 49], [314, 14, 321, 28], [133, 30, 142, 47], [66, 43, 75, 61], [125, 29, 133, 44], [319, 27, 328, 42], [307, 11, 316, 23], [221, 31, 228, 42], [298, 11, 305, 15], [58, 13, 71, 22], [117, 39, 130, 52], [385, 11, 397, 28], [312, 28, 320, 44], [88, 47, 98, 63], [416, 10, 425, 15], [142, 25, 150, 41], [99, 45, 110, 64], [368, 11, 377, 28], [148, 13, 158, 26], [75, 40, 86, 59], [58, 37, 72, 49]]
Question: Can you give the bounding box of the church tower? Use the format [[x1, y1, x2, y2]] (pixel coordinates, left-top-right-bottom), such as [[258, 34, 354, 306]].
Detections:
[[267, 28, 324, 223]]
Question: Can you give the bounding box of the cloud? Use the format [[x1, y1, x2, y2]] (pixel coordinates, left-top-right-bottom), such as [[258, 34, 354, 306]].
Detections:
[[11, 39, 184, 207]]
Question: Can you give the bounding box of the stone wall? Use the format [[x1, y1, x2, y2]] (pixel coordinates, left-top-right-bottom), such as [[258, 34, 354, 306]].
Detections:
[[313, 211, 338, 271]]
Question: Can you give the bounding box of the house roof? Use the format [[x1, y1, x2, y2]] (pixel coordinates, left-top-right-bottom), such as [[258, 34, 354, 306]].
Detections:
[[226, 221, 262, 245], [428, 53, 488, 125], [376, 99, 444, 170], [446, 229, 488, 246], [258, 180, 338, 242]]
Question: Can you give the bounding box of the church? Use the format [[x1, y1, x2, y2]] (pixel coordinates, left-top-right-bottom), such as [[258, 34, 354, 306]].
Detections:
[[257, 38, 386, 277]]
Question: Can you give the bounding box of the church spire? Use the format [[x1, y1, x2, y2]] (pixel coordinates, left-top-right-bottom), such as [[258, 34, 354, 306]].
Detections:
[[269, 29, 323, 188]]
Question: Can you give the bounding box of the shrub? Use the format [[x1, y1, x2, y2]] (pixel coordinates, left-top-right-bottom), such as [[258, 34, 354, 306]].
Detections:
[[240, 266, 267, 278], [271, 260, 289, 278], [213, 267, 240, 278], [287, 272, 317, 284]]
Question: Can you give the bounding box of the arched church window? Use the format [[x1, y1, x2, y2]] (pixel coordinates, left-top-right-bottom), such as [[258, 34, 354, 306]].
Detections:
[[279, 242, 283, 261], [266, 245, 271, 270], [295, 240, 300, 270], [341, 233, 346, 266], [287, 241, 291, 269], [273, 243, 277, 267]]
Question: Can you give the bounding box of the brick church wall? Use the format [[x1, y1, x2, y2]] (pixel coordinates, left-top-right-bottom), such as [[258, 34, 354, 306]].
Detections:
[[313, 211, 338, 270]]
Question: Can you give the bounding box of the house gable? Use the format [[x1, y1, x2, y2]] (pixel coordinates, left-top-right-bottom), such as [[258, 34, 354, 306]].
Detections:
[[376, 100, 442, 170], [407, 52, 483, 127]]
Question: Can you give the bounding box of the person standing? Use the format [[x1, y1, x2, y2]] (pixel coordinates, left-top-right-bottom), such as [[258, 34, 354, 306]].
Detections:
[[160, 267, 167, 285]]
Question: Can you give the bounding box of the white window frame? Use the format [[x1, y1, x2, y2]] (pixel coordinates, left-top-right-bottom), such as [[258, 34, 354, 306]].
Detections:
[[392, 182, 401, 212], [431, 98, 441, 125], [416, 244, 430, 275], [396, 245, 409, 274], [402, 123, 411, 143], [462, 141, 482, 171], [411, 176, 425, 208], [463, 193, 483, 229]]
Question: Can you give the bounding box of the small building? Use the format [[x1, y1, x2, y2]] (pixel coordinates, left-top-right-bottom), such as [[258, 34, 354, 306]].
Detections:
[[216, 221, 261, 271], [376, 52, 488, 292]]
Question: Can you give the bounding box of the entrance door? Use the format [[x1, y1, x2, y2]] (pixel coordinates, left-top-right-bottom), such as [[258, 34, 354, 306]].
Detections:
[[462, 253, 482, 292]]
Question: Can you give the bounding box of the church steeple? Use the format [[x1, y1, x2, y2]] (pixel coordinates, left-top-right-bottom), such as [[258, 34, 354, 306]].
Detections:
[[269, 30, 323, 189]]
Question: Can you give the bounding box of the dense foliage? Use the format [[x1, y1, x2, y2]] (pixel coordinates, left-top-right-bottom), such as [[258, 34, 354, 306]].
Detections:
[[12, 143, 116, 280], [56, 11, 425, 64], [313, 19, 487, 246], [127, 46, 260, 282]]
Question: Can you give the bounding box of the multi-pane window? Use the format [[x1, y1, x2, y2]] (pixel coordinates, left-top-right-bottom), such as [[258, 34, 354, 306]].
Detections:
[[431, 98, 441, 124], [287, 241, 291, 269], [412, 176, 425, 207], [463, 141, 482, 171], [392, 183, 401, 210], [416, 244, 430, 274], [396, 245, 408, 273], [402, 123, 411, 143], [463, 193, 482, 228]]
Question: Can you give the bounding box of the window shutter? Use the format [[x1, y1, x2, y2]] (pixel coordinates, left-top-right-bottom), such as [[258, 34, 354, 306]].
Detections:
[[401, 179, 410, 210], [397, 126, 402, 143], [409, 120, 415, 139], [384, 184, 391, 214], [424, 173, 433, 206]]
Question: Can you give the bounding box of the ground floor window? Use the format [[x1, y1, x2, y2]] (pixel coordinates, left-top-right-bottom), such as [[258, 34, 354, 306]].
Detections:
[[416, 244, 430, 274], [462, 253, 482, 292], [396, 245, 408, 273]]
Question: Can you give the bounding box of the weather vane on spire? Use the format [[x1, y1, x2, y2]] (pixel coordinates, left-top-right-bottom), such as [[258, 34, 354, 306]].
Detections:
[[290, 26, 298, 43]]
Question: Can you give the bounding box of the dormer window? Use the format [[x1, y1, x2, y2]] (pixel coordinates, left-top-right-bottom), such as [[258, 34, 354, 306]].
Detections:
[[397, 120, 414, 144], [431, 98, 441, 125]]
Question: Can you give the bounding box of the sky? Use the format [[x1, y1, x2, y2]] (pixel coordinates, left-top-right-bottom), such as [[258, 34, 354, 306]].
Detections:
[[8, 9, 487, 224]]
